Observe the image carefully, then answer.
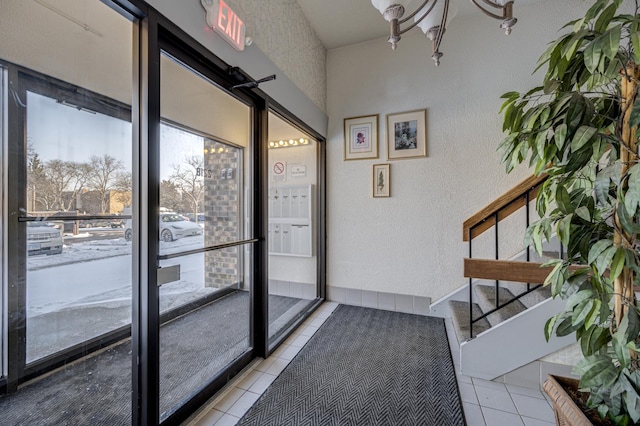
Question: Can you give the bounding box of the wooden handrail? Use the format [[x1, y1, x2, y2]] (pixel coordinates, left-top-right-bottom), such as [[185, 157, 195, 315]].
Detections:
[[464, 258, 584, 284], [465, 258, 640, 292], [463, 174, 548, 241]]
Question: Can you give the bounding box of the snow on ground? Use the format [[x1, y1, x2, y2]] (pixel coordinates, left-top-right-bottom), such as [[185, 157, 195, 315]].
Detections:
[[27, 232, 206, 271], [28, 236, 132, 271], [27, 233, 211, 315]]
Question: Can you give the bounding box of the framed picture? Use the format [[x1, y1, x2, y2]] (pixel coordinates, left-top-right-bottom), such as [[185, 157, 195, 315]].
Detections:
[[373, 164, 390, 198], [386, 109, 427, 160], [344, 114, 379, 160]]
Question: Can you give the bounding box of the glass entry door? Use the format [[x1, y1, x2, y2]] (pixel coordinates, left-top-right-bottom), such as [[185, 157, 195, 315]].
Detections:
[[267, 111, 321, 344], [0, 64, 5, 383], [158, 52, 254, 420]]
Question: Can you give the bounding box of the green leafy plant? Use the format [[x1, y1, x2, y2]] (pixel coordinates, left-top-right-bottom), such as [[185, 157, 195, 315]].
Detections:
[[499, 0, 640, 423]]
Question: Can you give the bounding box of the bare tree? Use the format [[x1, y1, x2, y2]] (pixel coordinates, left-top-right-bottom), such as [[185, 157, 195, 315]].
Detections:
[[41, 159, 91, 211], [27, 147, 47, 212], [160, 179, 183, 213], [169, 156, 204, 220], [113, 171, 132, 208], [87, 154, 125, 213]]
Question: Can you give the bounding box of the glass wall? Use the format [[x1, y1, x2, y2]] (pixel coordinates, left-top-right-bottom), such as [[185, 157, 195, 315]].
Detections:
[[0, 1, 134, 423], [267, 112, 320, 344], [0, 2, 324, 424], [25, 90, 132, 362], [1, 64, 5, 382], [158, 52, 253, 420]]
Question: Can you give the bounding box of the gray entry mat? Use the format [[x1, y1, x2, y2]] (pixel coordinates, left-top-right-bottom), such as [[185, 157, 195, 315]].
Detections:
[[239, 305, 465, 426]]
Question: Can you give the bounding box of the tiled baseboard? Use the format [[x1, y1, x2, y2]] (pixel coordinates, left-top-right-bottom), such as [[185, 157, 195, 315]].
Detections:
[[268, 280, 316, 300], [492, 360, 579, 390], [326, 285, 431, 316]]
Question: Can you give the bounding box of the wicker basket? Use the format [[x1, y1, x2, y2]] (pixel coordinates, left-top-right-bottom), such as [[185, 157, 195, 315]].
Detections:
[[543, 375, 593, 426]]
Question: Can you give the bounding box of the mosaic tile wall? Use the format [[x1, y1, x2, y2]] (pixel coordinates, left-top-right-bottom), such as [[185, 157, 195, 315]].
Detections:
[[204, 139, 241, 288]]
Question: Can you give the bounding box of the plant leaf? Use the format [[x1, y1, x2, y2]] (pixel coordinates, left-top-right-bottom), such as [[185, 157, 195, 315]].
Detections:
[[556, 186, 573, 214], [575, 355, 618, 388], [600, 24, 622, 60], [575, 205, 592, 221], [554, 124, 567, 150], [624, 164, 640, 215], [595, 246, 617, 275], [557, 214, 573, 246], [556, 315, 581, 337], [631, 30, 640, 62], [570, 126, 597, 151], [545, 315, 558, 342], [573, 299, 595, 326], [595, 3, 617, 33], [589, 239, 613, 265], [629, 96, 640, 129], [609, 247, 626, 281], [617, 201, 640, 234], [567, 289, 594, 309], [584, 38, 602, 74]]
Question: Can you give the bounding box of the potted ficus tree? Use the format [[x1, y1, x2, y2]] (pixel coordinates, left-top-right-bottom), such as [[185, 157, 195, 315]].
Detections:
[[499, 0, 640, 424]]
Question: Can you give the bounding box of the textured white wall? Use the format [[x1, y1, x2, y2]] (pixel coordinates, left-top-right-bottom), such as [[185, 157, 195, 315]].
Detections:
[[326, 0, 591, 300], [229, 0, 327, 113]]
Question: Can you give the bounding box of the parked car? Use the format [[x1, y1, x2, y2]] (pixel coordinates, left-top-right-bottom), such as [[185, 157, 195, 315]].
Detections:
[[124, 212, 203, 242], [110, 219, 125, 228], [27, 222, 63, 256], [184, 213, 206, 222]]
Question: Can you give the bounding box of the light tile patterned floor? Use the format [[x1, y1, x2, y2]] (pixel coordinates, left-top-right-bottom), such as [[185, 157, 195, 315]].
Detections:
[[187, 302, 556, 426], [444, 319, 556, 426]]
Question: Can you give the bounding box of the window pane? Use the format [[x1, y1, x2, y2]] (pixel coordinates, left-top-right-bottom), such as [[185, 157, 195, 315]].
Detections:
[[0, 65, 5, 380], [267, 112, 319, 343], [159, 52, 252, 420], [0, 1, 134, 424]]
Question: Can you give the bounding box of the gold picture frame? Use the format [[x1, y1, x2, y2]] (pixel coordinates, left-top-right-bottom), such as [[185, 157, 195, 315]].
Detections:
[[386, 109, 427, 160], [373, 164, 390, 198], [344, 114, 379, 160]]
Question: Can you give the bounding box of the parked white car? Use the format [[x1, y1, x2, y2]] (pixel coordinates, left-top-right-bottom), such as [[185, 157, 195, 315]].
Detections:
[[27, 222, 63, 255], [124, 212, 203, 242]]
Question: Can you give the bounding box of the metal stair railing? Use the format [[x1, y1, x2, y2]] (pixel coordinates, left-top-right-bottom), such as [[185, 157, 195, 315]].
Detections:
[[463, 174, 555, 339]]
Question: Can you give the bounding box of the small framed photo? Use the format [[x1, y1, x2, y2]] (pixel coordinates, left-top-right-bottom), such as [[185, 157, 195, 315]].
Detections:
[[386, 109, 427, 160], [344, 114, 379, 160], [373, 164, 390, 198]]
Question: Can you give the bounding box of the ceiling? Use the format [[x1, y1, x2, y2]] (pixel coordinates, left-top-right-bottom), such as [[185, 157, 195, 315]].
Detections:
[[294, 0, 545, 50]]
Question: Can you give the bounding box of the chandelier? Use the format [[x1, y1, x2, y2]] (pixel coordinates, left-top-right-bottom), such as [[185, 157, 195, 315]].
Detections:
[[371, 0, 516, 66]]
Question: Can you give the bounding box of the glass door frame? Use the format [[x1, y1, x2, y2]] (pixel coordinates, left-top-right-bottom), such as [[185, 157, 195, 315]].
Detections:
[[1, 64, 6, 389], [264, 106, 327, 353], [135, 16, 270, 424], [3, 61, 135, 393], [130, 8, 327, 422]]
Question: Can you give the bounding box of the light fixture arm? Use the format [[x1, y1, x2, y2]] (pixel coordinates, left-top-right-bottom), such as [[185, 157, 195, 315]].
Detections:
[[469, 0, 516, 34], [383, 0, 442, 50], [374, 0, 515, 65], [427, 0, 449, 66]]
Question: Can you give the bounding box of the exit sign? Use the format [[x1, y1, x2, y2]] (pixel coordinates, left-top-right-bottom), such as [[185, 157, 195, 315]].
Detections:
[[201, 0, 246, 51]]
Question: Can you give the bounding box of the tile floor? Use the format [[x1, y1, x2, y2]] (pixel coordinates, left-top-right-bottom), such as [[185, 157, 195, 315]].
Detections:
[[187, 302, 556, 426], [443, 319, 555, 426]]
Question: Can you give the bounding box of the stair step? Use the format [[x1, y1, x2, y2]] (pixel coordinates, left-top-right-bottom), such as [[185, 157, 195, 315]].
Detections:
[[474, 285, 527, 327], [449, 300, 491, 343], [499, 281, 551, 309]]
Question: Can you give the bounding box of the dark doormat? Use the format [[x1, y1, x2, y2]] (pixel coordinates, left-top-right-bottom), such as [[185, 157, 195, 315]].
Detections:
[[238, 305, 465, 426]]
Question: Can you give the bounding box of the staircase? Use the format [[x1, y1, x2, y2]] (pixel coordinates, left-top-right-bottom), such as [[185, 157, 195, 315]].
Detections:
[[434, 174, 576, 381]]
